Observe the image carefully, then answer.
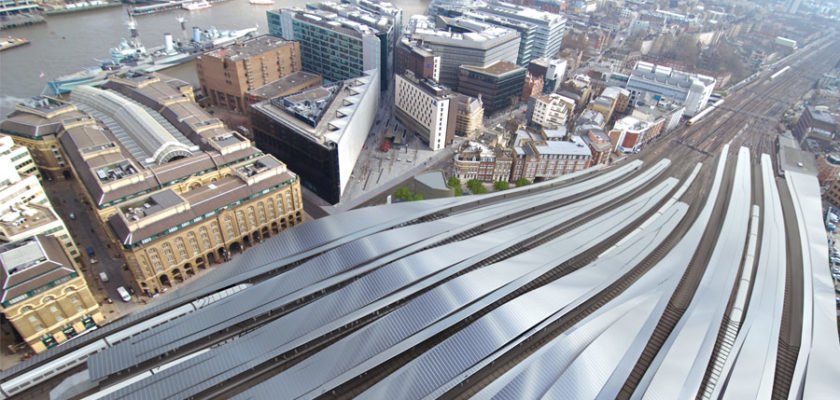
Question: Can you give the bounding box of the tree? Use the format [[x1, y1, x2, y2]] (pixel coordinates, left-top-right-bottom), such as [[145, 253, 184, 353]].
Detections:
[[454, 186, 463, 196], [447, 176, 461, 188], [394, 187, 413, 202], [493, 181, 510, 191], [413, 193, 425, 201], [516, 178, 531, 187], [467, 179, 488, 194]]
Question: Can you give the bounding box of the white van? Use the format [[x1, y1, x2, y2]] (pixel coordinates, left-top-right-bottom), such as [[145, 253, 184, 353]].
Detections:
[[99, 272, 109, 283], [116, 286, 132, 302]]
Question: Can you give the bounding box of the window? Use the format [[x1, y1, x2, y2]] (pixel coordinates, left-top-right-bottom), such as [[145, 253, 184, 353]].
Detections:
[[28, 314, 44, 332], [224, 216, 236, 239], [212, 224, 223, 243], [188, 232, 200, 254], [50, 305, 64, 322], [69, 295, 85, 313], [175, 238, 188, 260], [236, 210, 248, 232], [148, 249, 163, 272], [163, 243, 176, 265], [247, 207, 257, 227], [200, 227, 212, 249]]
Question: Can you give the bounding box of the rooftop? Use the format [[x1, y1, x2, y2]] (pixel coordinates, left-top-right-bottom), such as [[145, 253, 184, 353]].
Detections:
[[514, 129, 592, 157], [252, 69, 378, 148], [408, 15, 519, 48], [630, 61, 716, 89], [248, 72, 323, 100], [460, 61, 524, 77], [479, 2, 567, 25], [281, 8, 380, 39], [0, 235, 75, 306], [205, 35, 295, 62]]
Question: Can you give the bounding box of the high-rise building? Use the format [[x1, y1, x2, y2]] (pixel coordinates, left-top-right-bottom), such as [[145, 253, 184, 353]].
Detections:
[[251, 70, 380, 204], [196, 35, 301, 113], [458, 61, 527, 115], [395, 38, 440, 82], [313, 1, 398, 90], [785, 0, 801, 14], [527, 57, 567, 94], [439, 13, 536, 66], [478, 2, 566, 59], [394, 72, 455, 151], [268, 8, 382, 87], [0, 235, 103, 354], [405, 15, 520, 89], [625, 61, 716, 117]]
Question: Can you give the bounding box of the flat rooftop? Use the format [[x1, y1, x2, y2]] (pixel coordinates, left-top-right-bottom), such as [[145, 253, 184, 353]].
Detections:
[[248, 72, 323, 100], [206, 35, 294, 62], [461, 61, 524, 77]]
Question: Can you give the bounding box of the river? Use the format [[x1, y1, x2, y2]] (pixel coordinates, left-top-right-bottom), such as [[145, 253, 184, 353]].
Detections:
[[0, 0, 430, 116]]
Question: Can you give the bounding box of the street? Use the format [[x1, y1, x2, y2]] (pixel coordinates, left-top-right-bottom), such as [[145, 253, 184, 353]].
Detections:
[[41, 178, 144, 320]]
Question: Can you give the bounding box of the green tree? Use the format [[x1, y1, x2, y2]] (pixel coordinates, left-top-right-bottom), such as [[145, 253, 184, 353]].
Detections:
[[394, 187, 413, 201], [493, 181, 510, 191], [516, 178, 531, 187], [467, 179, 488, 194], [413, 193, 425, 201], [447, 176, 461, 188], [454, 186, 463, 196]]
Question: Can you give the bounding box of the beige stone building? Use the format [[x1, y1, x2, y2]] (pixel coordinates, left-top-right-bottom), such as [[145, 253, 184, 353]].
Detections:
[[0, 97, 79, 180], [452, 94, 484, 139], [197, 35, 302, 113], [4, 72, 304, 296], [0, 236, 103, 354]]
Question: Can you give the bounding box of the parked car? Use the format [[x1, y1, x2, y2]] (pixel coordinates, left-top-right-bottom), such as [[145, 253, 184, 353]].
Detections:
[[116, 286, 131, 302], [99, 272, 108, 283]]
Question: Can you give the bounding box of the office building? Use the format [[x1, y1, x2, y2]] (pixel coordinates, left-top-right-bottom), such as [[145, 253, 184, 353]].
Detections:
[[794, 106, 836, 141], [0, 97, 78, 179], [0, 235, 103, 354], [625, 61, 716, 117], [458, 61, 527, 115], [196, 35, 302, 113], [245, 71, 324, 106], [395, 38, 440, 82], [268, 8, 382, 86], [251, 70, 380, 204], [511, 129, 592, 182], [440, 13, 536, 66], [587, 86, 630, 123], [527, 93, 573, 130], [478, 2, 566, 59], [313, 1, 398, 90], [5, 72, 305, 296], [452, 93, 484, 138], [405, 15, 520, 88], [394, 72, 455, 151]]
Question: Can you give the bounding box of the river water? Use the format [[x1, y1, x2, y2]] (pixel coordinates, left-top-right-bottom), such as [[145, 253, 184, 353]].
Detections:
[[0, 0, 430, 116]]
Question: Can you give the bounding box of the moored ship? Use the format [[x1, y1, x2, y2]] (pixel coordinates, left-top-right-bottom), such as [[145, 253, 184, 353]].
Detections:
[[47, 20, 257, 95]]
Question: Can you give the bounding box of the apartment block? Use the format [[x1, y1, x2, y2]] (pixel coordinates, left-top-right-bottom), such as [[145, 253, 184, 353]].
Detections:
[[526, 93, 573, 130], [197, 35, 301, 113], [395, 38, 440, 81]]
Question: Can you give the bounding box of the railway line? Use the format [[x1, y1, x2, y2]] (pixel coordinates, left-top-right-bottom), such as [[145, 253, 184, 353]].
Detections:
[[1, 36, 839, 400]]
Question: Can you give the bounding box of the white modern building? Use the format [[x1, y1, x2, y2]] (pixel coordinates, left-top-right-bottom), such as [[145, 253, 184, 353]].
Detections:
[[405, 15, 520, 89], [526, 93, 573, 130], [478, 2, 566, 59], [625, 61, 716, 117], [0, 141, 77, 256], [0, 135, 38, 178], [395, 72, 454, 151]]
